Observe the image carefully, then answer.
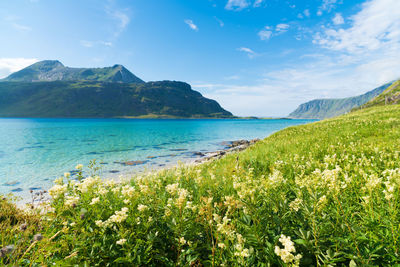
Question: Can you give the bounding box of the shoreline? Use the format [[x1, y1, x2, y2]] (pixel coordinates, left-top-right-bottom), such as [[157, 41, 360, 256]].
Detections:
[[12, 138, 261, 208]]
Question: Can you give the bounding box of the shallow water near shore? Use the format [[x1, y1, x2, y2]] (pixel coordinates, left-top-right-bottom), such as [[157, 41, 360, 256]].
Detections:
[[0, 118, 314, 199]]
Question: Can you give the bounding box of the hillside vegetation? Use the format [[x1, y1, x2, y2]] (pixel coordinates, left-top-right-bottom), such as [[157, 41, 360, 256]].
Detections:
[[1, 104, 400, 266], [288, 82, 391, 119], [0, 80, 232, 118], [359, 80, 400, 109]]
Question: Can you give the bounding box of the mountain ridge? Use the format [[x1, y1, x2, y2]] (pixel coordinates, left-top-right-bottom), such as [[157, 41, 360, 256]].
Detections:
[[0, 60, 233, 118], [2, 60, 145, 84], [357, 80, 400, 109], [288, 82, 392, 119]]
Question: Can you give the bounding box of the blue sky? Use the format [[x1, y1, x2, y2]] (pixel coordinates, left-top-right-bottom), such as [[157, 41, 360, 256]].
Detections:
[[0, 0, 399, 116]]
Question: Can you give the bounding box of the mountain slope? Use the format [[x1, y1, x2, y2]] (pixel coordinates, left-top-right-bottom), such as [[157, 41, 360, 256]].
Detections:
[[2, 60, 144, 84], [288, 82, 392, 119], [358, 80, 400, 109], [0, 80, 232, 118]]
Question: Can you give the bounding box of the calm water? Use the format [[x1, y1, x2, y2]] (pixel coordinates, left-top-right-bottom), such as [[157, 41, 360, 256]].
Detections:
[[0, 118, 314, 198]]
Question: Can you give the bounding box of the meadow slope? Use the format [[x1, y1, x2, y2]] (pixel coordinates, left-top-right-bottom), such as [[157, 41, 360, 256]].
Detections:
[[1, 104, 400, 266]]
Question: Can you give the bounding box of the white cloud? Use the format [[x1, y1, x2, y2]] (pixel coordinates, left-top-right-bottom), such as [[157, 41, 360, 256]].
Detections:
[[237, 47, 256, 58], [199, 0, 400, 116], [105, 2, 130, 38], [276, 23, 290, 33], [303, 9, 311, 17], [317, 0, 339, 15], [80, 40, 113, 48], [314, 0, 400, 53], [0, 58, 38, 78], [332, 13, 344, 25], [184, 19, 198, 31], [80, 40, 93, 48], [258, 28, 272, 40], [225, 0, 250, 11], [3, 15, 31, 32], [258, 24, 290, 41], [194, 50, 400, 116], [11, 23, 31, 31]]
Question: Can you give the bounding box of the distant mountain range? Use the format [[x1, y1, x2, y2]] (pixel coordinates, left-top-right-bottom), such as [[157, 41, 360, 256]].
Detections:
[[0, 60, 232, 118], [288, 82, 393, 119]]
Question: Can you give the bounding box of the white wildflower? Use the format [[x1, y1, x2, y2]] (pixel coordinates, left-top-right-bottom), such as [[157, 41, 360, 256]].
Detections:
[[116, 238, 127, 245], [90, 197, 100, 205], [137, 204, 148, 212]]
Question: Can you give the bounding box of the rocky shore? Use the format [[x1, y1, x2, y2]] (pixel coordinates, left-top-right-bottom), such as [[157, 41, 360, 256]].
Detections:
[[193, 138, 260, 163]]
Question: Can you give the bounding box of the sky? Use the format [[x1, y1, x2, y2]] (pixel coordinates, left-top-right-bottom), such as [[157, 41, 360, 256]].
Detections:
[[0, 0, 400, 116]]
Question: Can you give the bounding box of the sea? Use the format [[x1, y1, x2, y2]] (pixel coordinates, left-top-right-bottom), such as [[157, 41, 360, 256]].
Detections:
[[0, 118, 315, 200]]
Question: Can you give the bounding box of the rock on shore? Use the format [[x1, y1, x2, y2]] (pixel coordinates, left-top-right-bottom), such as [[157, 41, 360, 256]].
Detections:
[[195, 138, 260, 163]]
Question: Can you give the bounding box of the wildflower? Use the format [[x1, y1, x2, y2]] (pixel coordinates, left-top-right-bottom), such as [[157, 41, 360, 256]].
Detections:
[[54, 177, 64, 185], [289, 198, 302, 212], [218, 243, 226, 249], [98, 186, 108, 195], [179, 237, 186, 245], [121, 185, 135, 197], [275, 234, 302, 266], [123, 199, 130, 204], [64, 172, 71, 178], [49, 184, 67, 198], [317, 195, 327, 211], [108, 207, 129, 224], [75, 164, 83, 170], [65, 195, 80, 207], [176, 188, 189, 209], [166, 183, 179, 195], [365, 174, 382, 191], [116, 238, 127, 245], [112, 187, 120, 194], [90, 197, 100, 205], [95, 220, 106, 228], [137, 204, 148, 212]]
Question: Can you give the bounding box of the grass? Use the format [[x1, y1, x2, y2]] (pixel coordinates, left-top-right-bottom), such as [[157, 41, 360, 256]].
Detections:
[[1, 104, 400, 266], [359, 80, 400, 109]]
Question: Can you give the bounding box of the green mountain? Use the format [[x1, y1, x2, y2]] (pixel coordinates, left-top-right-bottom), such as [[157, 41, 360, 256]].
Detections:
[[2, 60, 144, 84], [0, 61, 233, 118], [358, 79, 400, 109], [288, 82, 392, 119]]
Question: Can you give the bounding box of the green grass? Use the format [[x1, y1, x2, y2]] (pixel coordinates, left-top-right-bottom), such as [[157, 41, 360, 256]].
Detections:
[[359, 80, 400, 109], [1, 104, 400, 266]]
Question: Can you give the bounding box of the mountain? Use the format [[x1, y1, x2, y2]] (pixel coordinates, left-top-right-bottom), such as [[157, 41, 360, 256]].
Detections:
[[288, 82, 392, 119], [358, 80, 400, 109], [0, 80, 232, 118], [0, 61, 233, 118], [2, 60, 145, 84]]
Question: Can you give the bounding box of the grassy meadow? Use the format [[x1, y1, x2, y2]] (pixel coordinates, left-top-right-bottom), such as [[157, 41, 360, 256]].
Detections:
[[1, 104, 400, 266]]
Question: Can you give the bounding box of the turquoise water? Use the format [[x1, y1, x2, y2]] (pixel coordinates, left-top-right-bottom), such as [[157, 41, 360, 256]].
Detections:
[[0, 118, 314, 198]]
